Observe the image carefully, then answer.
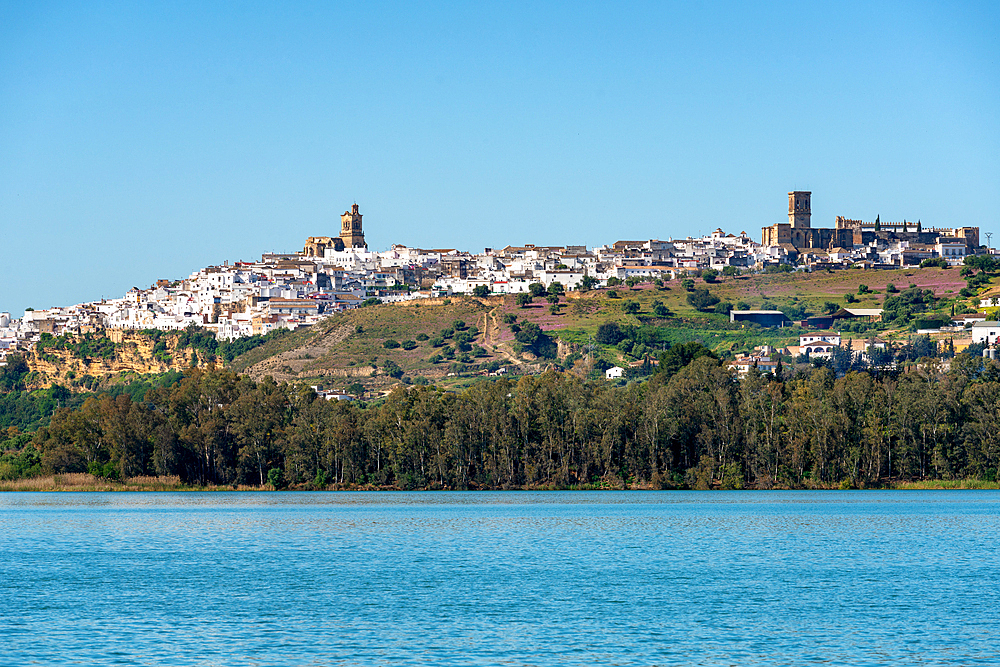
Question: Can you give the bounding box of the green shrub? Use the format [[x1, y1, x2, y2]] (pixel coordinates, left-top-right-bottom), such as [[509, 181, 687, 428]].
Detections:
[[595, 322, 625, 345], [267, 467, 286, 489], [687, 288, 720, 312], [714, 301, 733, 315]]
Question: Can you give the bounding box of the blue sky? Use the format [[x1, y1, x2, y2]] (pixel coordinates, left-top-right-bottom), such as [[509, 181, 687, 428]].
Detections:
[[1, 1, 997, 315]]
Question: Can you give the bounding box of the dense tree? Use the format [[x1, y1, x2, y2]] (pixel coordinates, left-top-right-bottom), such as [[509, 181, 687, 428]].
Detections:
[[882, 288, 936, 324], [714, 301, 734, 316], [8, 344, 1000, 490], [514, 323, 556, 359], [964, 254, 997, 273], [0, 354, 28, 392], [686, 288, 720, 312], [595, 322, 625, 345], [656, 343, 718, 381]]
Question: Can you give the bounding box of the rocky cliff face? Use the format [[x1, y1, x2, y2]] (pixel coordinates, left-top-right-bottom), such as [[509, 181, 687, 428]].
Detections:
[[26, 330, 199, 390]]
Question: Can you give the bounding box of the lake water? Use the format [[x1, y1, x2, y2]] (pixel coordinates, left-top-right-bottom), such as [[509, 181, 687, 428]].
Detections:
[[1, 491, 997, 666]]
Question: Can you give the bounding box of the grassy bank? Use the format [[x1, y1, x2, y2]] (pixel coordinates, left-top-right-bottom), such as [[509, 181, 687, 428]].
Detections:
[[0, 474, 265, 492], [4, 474, 998, 492], [890, 478, 1000, 490]]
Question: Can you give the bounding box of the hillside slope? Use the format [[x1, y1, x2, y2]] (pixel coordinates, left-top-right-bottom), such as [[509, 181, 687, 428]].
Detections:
[[227, 265, 974, 392], [18, 265, 979, 395]]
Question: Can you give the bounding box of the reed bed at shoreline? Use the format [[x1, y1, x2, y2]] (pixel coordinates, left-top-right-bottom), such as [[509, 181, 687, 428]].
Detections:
[[889, 479, 1000, 490], [0, 474, 267, 492]]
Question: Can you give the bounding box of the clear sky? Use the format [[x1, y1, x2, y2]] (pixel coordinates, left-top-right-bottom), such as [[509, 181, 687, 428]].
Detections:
[[2, 1, 997, 315]]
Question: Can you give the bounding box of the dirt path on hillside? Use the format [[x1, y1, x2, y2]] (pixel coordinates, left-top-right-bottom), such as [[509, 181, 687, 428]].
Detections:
[[246, 323, 355, 381], [485, 305, 524, 368]]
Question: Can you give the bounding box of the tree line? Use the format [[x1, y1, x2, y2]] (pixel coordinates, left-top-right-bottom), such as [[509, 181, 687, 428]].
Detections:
[[7, 348, 1000, 489]]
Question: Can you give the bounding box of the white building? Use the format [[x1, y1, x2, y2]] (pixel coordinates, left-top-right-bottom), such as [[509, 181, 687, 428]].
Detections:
[[800, 332, 841, 347], [935, 240, 967, 265], [972, 321, 1000, 345]]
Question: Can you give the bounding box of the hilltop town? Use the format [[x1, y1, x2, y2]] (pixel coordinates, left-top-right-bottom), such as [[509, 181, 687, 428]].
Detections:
[[0, 192, 990, 360], [3, 192, 999, 493]]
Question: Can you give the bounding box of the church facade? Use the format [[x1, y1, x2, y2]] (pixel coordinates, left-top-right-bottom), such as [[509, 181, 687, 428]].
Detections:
[[760, 192, 854, 250], [761, 191, 977, 253], [302, 203, 369, 257]]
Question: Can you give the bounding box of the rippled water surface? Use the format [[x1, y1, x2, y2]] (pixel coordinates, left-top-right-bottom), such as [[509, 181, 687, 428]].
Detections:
[[1, 491, 998, 666]]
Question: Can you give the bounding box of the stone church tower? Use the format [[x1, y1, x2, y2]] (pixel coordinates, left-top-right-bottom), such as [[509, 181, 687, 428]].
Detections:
[[788, 191, 811, 229], [340, 203, 367, 249]]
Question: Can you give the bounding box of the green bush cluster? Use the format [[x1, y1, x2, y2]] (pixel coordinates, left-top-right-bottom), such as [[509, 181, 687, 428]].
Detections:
[[35, 332, 117, 360], [173, 325, 287, 363]]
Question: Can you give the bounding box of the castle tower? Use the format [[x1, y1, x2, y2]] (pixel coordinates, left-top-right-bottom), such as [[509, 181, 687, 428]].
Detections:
[[339, 203, 367, 249], [788, 191, 811, 229]]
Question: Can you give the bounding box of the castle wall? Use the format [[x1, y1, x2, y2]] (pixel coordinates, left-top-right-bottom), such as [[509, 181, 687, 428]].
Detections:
[[955, 227, 979, 249]]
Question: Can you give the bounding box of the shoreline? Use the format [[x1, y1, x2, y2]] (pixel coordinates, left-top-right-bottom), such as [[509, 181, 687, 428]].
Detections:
[[1, 474, 997, 492]]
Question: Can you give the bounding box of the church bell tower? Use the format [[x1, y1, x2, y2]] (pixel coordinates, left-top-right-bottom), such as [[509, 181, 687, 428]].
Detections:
[[788, 191, 811, 229], [339, 203, 367, 249]]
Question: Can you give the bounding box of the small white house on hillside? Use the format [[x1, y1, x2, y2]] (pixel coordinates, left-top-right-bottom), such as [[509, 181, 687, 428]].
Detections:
[[972, 321, 1000, 344]]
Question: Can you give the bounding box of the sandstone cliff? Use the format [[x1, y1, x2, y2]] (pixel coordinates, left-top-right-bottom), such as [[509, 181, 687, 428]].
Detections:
[[26, 330, 200, 390]]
